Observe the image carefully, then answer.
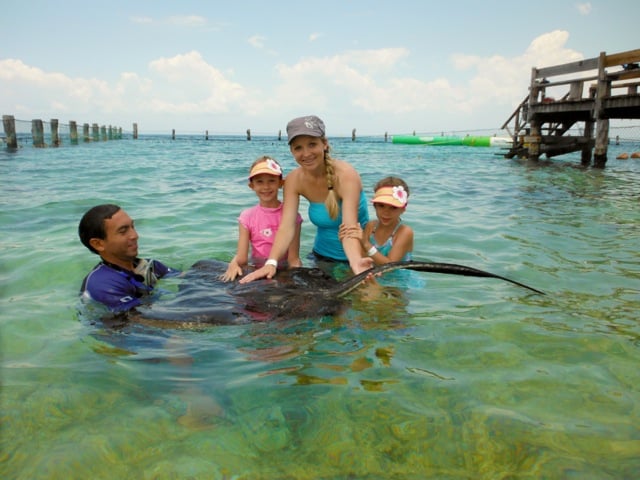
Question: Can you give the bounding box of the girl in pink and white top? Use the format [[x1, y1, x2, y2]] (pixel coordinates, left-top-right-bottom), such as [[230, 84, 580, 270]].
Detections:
[[222, 156, 303, 281]]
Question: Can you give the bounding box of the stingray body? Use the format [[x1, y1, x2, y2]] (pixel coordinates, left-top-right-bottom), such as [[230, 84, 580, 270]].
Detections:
[[132, 259, 543, 327]]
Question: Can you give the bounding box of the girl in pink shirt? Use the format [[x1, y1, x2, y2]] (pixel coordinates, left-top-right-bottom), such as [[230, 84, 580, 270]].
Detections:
[[222, 156, 303, 281]]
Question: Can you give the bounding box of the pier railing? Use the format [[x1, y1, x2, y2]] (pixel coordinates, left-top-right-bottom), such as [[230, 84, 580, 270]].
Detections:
[[502, 48, 640, 167]]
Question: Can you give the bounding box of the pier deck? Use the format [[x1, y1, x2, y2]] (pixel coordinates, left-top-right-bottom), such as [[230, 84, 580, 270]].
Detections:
[[502, 48, 640, 167]]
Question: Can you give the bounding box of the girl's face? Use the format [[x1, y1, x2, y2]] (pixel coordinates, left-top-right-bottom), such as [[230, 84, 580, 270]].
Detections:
[[289, 135, 327, 170], [249, 174, 283, 204], [373, 202, 404, 226]]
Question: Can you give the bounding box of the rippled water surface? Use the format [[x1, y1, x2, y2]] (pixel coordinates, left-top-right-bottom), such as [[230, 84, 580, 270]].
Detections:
[[1, 135, 639, 479]]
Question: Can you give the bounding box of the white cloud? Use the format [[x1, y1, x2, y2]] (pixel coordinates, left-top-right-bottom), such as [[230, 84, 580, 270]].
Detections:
[[576, 2, 592, 15], [248, 35, 266, 49], [167, 15, 207, 27], [0, 31, 585, 133], [309, 33, 322, 42]]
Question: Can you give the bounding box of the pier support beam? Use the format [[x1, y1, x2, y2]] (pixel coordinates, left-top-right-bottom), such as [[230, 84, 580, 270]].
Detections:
[[69, 121, 78, 144], [32, 119, 45, 147], [593, 118, 609, 168], [50, 119, 60, 147], [2, 115, 17, 149]]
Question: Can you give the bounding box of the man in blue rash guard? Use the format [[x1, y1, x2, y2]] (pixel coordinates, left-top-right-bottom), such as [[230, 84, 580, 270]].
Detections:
[[79, 204, 179, 312]]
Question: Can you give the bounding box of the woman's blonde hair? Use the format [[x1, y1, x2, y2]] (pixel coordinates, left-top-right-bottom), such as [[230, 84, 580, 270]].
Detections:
[[323, 148, 340, 219]]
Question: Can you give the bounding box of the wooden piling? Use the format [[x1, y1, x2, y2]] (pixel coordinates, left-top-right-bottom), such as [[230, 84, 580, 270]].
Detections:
[[83, 123, 90, 142], [69, 121, 78, 144], [172, 129, 175, 140], [2, 115, 17, 148], [100, 125, 107, 141], [205, 130, 208, 140], [133, 123, 138, 139], [278, 130, 281, 141], [32, 119, 45, 147], [352, 128, 356, 141], [50, 119, 60, 147], [246, 129, 251, 141], [92, 123, 99, 142]]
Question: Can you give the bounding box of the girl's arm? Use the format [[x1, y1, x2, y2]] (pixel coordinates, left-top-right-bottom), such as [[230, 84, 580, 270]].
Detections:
[[222, 224, 250, 281]]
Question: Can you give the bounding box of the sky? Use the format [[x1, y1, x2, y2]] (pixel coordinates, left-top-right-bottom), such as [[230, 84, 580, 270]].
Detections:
[[1, 0, 638, 137]]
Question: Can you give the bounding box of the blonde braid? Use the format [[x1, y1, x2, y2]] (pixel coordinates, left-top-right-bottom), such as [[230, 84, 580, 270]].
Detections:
[[324, 150, 340, 219]]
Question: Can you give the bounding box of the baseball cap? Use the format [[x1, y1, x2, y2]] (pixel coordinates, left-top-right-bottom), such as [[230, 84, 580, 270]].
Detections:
[[286, 115, 326, 144]]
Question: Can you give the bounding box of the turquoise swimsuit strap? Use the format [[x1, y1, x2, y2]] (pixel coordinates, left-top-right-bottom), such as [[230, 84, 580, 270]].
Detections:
[[371, 220, 403, 245]]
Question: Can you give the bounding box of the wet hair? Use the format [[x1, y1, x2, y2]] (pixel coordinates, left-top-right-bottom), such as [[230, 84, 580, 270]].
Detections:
[[79, 204, 121, 254], [374, 176, 410, 196], [323, 147, 340, 219]]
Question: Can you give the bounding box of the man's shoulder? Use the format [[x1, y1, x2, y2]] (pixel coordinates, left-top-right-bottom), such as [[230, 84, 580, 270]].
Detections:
[[81, 262, 124, 288]]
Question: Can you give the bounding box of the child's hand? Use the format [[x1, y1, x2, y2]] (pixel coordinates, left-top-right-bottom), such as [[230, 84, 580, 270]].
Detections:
[[220, 262, 243, 282], [338, 223, 363, 241]]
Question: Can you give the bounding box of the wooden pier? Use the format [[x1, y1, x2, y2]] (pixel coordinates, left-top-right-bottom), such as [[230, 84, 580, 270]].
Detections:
[[502, 48, 640, 167]]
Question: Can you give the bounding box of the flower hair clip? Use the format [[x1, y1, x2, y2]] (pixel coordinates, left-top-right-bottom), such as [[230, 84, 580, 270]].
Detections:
[[392, 186, 408, 206]]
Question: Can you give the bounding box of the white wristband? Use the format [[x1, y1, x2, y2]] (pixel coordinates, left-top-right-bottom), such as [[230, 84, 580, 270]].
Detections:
[[265, 258, 278, 269], [367, 246, 378, 257]]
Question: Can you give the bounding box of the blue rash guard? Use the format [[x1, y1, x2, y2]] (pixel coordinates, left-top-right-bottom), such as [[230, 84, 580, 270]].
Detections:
[[80, 258, 178, 312], [309, 190, 369, 261]]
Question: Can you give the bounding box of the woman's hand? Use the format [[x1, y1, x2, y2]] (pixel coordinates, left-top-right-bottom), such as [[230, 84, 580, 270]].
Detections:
[[350, 256, 374, 275]]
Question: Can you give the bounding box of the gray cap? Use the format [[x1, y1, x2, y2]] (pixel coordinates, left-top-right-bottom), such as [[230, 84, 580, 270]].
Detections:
[[286, 115, 326, 144]]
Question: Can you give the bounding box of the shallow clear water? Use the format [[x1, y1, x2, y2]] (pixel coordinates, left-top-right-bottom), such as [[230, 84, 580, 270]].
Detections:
[[1, 136, 639, 479]]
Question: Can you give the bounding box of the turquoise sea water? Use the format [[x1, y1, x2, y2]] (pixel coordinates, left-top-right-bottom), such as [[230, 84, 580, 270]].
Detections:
[[1, 135, 639, 479]]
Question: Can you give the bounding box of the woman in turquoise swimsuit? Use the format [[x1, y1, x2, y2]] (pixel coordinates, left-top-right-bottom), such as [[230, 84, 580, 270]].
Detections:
[[340, 176, 414, 264], [240, 115, 373, 283]]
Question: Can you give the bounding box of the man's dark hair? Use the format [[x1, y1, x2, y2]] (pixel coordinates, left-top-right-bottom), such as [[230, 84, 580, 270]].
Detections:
[[78, 204, 121, 254]]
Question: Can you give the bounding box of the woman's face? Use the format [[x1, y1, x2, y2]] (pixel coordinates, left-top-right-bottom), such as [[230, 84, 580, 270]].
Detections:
[[289, 135, 327, 170]]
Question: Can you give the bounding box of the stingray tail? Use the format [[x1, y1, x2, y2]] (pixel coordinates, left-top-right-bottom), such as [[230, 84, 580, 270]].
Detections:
[[334, 261, 544, 297]]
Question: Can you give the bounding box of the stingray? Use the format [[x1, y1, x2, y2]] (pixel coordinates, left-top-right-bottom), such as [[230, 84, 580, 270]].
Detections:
[[130, 259, 544, 328]]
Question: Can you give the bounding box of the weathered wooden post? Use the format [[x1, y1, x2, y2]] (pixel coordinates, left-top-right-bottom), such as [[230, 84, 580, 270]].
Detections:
[[118, 127, 122, 139], [246, 129, 251, 141], [83, 123, 90, 142], [32, 119, 45, 147], [526, 67, 541, 161], [50, 119, 60, 147], [593, 52, 610, 168], [69, 121, 78, 144], [100, 125, 107, 141], [172, 129, 175, 140], [581, 119, 594, 166], [92, 123, 99, 142], [352, 128, 356, 141], [205, 130, 209, 140], [133, 123, 138, 139], [2, 115, 18, 149], [108, 125, 113, 140], [384, 132, 388, 142], [278, 130, 281, 141]]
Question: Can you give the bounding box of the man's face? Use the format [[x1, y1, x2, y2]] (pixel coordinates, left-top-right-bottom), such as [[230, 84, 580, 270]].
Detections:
[[90, 209, 139, 266]]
